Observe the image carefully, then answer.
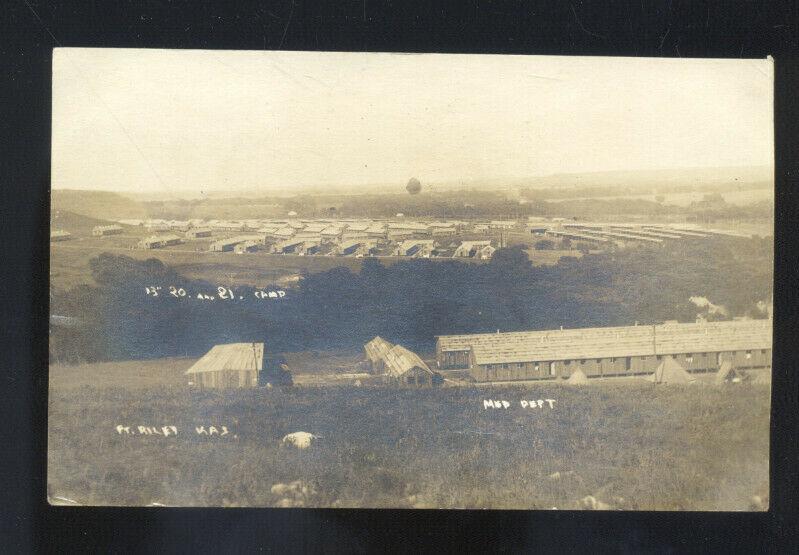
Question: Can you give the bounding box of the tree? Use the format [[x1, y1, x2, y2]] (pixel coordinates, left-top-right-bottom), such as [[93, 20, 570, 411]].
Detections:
[[406, 178, 422, 195]]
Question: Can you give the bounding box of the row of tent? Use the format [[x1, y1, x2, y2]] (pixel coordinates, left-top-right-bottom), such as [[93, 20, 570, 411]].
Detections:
[[564, 357, 767, 385]]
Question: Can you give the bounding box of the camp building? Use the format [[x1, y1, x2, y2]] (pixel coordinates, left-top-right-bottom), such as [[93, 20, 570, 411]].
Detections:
[[364, 336, 394, 373], [209, 236, 263, 252], [363, 337, 441, 386], [92, 224, 123, 236], [393, 239, 436, 257], [185, 342, 263, 389], [453, 241, 495, 259], [185, 228, 212, 239], [50, 230, 71, 242], [382, 345, 440, 386], [436, 319, 772, 382], [138, 234, 183, 249]]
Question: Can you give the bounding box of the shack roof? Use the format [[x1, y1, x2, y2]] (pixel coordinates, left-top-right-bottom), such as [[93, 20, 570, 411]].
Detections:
[[185, 343, 264, 374], [382, 345, 435, 378], [272, 227, 296, 237], [397, 239, 435, 249], [275, 237, 321, 249], [546, 230, 610, 242], [293, 232, 323, 241], [582, 230, 663, 243], [457, 240, 492, 249], [364, 336, 394, 363], [339, 239, 375, 250], [388, 222, 429, 231], [437, 320, 772, 364], [211, 236, 257, 248]]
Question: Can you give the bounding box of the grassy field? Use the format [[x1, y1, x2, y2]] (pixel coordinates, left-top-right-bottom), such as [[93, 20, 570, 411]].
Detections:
[[48, 360, 770, 510]]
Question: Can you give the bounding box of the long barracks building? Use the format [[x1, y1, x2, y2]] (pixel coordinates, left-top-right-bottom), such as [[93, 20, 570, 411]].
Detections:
[[435, 319, 772, 382]]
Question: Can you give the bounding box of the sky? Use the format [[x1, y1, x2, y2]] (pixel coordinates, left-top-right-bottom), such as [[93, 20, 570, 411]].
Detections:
[[52, 49, 774, 193]]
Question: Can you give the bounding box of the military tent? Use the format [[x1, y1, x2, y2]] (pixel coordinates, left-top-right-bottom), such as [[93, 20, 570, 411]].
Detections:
[[715, 359, 746, 384], [646, 357, 695, 384], [565, 368, 589, 384]]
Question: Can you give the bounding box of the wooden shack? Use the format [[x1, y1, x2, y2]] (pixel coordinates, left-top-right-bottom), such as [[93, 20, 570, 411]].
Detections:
[[382, 345, 440, 387], [363, 336, 394, 373], [185, 342, 263, 389]]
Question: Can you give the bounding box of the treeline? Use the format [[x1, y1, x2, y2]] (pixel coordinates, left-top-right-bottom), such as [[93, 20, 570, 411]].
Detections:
[[129, 189, 773, 221], [282, 191, 772, 220], [49, 236, 773, 365], [520, 181, 773, 201]]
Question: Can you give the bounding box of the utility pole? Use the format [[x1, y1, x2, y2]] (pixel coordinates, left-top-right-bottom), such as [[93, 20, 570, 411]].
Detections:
[[652, 323, 657, 357]]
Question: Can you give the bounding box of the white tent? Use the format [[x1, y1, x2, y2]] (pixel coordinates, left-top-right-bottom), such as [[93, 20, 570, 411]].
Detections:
[[646, 358, 695, 384], [715, 359, 745, 384], [565, 369, 589, 384]]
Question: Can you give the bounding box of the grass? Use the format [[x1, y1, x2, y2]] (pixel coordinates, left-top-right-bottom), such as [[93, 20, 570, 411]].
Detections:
[[48, 362, 770, 509]]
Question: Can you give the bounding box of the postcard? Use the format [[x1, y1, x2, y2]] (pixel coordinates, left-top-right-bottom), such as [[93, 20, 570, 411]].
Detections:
[[49, 49, 773, 509]]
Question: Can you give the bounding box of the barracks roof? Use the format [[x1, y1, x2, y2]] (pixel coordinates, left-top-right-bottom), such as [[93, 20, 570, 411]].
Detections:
[[437, 319, 772, 365]]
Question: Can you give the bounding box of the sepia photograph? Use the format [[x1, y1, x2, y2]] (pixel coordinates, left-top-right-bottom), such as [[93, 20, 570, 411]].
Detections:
[[48, 49, 773, 510]]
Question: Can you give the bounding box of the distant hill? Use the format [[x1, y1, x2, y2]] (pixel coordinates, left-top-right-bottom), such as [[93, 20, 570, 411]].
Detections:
[[520, 166, 773, 191], [51, 165, 773, 206], [51, 190, 148, 220], [50, 210, 117, 234]]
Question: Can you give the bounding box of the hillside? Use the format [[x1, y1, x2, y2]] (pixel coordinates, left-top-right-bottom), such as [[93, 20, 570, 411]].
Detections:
[[50, 210, 117, 234], [47, 370, 771, 509], [522, 165, 773, 191], [51, 189, 148, 220]]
